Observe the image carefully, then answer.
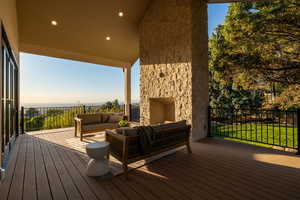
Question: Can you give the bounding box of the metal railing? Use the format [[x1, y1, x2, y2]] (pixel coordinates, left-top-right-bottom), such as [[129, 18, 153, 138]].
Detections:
[[208, 107, 299, 153], [131, 106, 140, 122], [21, 105, 124, 132]]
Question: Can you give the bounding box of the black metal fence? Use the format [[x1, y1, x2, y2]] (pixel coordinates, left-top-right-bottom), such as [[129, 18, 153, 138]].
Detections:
[[21, 105, 124, 132], [131, 106, 140, 122], [208, 107, 299, 152]]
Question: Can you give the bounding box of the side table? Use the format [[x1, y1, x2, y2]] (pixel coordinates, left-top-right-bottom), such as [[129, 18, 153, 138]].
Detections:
[[85, 141, 110, 177]]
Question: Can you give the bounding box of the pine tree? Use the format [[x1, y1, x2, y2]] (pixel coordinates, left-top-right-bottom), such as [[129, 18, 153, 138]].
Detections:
[[209, 0, 300, 110]]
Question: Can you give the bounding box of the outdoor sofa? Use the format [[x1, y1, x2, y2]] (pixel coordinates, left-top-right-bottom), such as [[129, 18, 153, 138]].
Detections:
[[105, 120, 191, 179], [74, 113, 123, 141]]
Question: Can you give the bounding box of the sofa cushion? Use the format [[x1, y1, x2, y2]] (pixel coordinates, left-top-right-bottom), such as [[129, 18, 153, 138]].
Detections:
[[114, 112, 123, 116], [109, 114, 123, 123], [101, 114, 110, 123], [116, 127, 138, 136], [152, 120, 187, 132], [78, 114, 102, 125], [82, 123, 118, 132]]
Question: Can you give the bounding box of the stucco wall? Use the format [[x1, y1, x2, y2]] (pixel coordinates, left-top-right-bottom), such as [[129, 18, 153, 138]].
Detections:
[[0, 0, 19, 61], [0, 0, 19, 169], [139, 0, 208, 140]]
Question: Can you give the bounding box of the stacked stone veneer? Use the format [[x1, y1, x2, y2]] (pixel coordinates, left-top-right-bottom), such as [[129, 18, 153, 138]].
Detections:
[[139, 0, 209, 140], [140, 64, 192, 125]]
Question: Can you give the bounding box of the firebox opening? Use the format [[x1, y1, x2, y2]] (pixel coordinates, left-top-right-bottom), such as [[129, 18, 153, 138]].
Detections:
[[149, 98, 175, 124]]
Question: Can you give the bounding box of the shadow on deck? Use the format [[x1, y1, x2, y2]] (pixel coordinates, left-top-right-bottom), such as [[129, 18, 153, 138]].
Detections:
[[1, 128, 300, 200]]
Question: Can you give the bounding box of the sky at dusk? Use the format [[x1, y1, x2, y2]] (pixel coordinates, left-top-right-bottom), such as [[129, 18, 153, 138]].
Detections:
[[20, 3, 228, 105]]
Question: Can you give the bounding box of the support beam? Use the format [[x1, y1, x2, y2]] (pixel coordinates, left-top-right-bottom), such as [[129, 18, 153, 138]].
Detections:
[[124, 67, 131, 120]]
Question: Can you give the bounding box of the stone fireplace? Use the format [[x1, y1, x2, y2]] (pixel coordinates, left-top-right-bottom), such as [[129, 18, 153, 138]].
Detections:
[[149, 98, 175, 124], [140, 63, 192, 126], [139, 0, 209, 141]]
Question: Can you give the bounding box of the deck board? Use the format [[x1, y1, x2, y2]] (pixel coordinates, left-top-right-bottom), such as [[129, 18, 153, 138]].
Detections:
[[55, 146, 98, 200], [46, 138, 83, 200], [38, 138, 68, 200], [7, 135, 27, 200], [0, 137, 21, 200], [146, 158, 222, 200], [34, 135, 52, 200], [64, 149, 114, 200], [23, 135, 37, 200], [135, 168, 191, 200], [1, 131, 300, 200], [179, 153, 286, 199], [111, 177, 145, 200]]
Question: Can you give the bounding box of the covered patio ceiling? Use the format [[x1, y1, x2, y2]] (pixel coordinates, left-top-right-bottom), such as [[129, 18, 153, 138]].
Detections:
[[17, 0, 151, 67], [16, 0, 253, 68]]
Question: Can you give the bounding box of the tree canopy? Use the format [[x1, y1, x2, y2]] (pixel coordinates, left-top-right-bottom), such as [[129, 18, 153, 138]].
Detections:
[[100, 99, 122, 112], [209, 0, 300, 110]]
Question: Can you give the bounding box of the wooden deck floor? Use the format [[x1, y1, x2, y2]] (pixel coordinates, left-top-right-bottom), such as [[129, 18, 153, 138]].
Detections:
[[1, 131, 300, 200]]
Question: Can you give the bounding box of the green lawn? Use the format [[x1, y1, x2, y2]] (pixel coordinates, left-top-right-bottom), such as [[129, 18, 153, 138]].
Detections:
[[212, 123, 298, 149]]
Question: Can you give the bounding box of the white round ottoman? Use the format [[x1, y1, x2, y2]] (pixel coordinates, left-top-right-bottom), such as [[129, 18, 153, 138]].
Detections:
[[85, 141, 110, 177]]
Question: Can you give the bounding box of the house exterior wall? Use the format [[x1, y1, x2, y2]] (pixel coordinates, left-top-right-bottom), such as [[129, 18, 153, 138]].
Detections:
[[139, 0, 209, 141], [0, 0, 19, 61], [0, 0, 19, 173]]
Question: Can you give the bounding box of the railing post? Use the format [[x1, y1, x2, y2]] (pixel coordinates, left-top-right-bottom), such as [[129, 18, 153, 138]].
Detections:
[[208, 106, 212, 137], [83, 105, 86, 114], [129, 104, 132, 121], [21, 106, 25, 134], [297, 108, 300, 155]]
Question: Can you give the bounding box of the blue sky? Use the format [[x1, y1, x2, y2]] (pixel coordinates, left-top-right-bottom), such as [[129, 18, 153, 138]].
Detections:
[[20, 3, 228, 105]]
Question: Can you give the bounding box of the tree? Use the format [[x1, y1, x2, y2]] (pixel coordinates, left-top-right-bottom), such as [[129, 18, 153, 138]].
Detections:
[[100, 100, 122, 113], [25, 108, 39, 117], [26, 115, 45, 131], [209, 25, 264, 110], [223, 0, 300, 85], [209, 0, 300, 110], [46, 108, 64, 116], [43, 107, 84, 129], [209, 76, 264, 110], [112, 99, 120, 110], [271, 85, 300, 110]]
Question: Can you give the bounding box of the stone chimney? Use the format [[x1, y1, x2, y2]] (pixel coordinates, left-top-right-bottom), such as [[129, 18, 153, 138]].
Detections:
[[139, 0, 209, 141]]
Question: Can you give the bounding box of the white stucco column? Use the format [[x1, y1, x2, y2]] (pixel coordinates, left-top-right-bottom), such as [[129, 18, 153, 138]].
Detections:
[[124, 67, 131, 120]]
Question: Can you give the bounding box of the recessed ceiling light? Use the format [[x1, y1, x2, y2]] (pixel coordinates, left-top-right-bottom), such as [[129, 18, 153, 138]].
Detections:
[[106, 36, 111, 41], [51, 20, 58, 26], [118, 12, 124, 17]]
